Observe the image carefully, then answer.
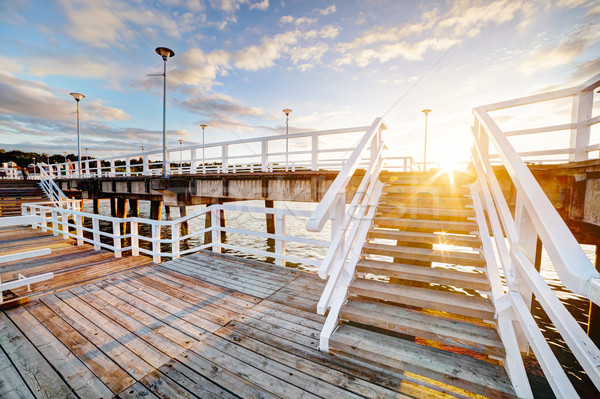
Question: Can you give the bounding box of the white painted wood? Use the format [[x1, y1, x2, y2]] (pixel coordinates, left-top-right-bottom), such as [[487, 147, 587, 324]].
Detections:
[[569, 90, 594, 162], [130, 221, 139, 256], [0, 249, 51, 264], [75, 214, 84, 246], [275, 214, 286, 266], [152, 224, 161, 263], [112, 221, 121, 258], [504, 123, 574, 137], [0, 272, 54, 303], [0, 215, 41, 228], [211, 207, 221, 254], [481, 87, 577, 112], [172, 223, 180, 258]]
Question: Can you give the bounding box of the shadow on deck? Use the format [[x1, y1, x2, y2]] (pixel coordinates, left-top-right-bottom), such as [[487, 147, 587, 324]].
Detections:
[[0, 228, 459, 398]]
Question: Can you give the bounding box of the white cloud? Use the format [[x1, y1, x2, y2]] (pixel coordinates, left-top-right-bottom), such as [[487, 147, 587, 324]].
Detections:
[[319, 25, 340, 39], [314, 5, 336, 16], [290, 43, 328, 65], [250, 0, 269, 10], [233, 30, 301, 70]]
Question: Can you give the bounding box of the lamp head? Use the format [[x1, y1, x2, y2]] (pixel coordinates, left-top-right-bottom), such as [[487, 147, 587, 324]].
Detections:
[[70, 92, 85, 102], [421, 109, 432, 116], [283, 108, 292, 116], [200, 124, 207, 129], [155, 47, 175, 60], [178, 139, 183, 144]]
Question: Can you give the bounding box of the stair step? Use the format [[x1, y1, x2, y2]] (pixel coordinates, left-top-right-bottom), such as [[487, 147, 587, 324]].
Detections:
[[329, 325, 515, 398], [368, 229, 481, 247], [373, 217, 478, 234], [376, 205, 475, 220], [341, 299, 504, 357], [383, 185, 470, 196], [381, 194, 472, 209], [356, 259, 490, 291], [349, 278, 495, 320], [362, 243, 485, 267]]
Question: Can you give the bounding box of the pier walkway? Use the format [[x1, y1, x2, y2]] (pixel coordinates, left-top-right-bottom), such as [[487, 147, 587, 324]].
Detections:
[[0, 227, 448, 399]]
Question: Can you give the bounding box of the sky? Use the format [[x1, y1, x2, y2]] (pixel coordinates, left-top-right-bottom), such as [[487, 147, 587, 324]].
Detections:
[[1, 0, 599, 166]]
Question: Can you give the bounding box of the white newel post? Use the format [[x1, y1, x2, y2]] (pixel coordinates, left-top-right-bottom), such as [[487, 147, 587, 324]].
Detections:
[[569, 89, 593, 162], [152, 224, 161, 263], [131, 221, 139, 256], [190, 148, 197, 174], [92, 218, 100, 250], [112, 221, 122, 258], [75, 214, 83, 245], [110, 159, 116, 176], [222, 145, 229, 173], [172, 223, 180, 259], [275, 214, 286, 266], [262, 140, 268, 172], [312, 134, 319, 171], [61, 210, 69, 239], [512, 193, 538, 353], [52, 210, 58, 236], [96, 161, 101, 177], [211, 207, 221, 253], [125, 157, 131, 176], [143, 154, 149, 175]]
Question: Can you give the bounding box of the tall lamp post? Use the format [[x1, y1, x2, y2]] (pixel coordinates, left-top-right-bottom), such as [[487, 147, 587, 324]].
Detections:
[[69, 92, 85, 178], [178, 139, 183, 174], [421, 109, 431, 172], [154, 47, 175, 178], [200, 124, 207, 168], [32, 157, 36, 176], [283, 108, 292, 170]]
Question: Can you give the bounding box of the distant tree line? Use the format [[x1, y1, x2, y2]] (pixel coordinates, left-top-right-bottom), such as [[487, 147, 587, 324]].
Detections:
[[0, 149, 80, 168]]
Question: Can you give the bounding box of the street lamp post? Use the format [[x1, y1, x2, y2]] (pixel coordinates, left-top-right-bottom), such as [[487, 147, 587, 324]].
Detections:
[[178, 139, 183, 174], [283, 109, 292, 170], [32, 157, 35, 176], [154, 47, 175, 178], [421, 109, 431, 172], [84, 148, 89, 177], [69, 92, 85, 178], [200, 124, 207, 169]]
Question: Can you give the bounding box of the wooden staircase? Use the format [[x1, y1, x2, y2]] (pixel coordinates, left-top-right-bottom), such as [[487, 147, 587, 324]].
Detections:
[[326, 171, 517, 398], [0, 180, 47, 217]]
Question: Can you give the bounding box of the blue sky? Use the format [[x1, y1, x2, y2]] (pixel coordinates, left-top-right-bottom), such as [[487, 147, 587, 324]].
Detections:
[[1, 0, 599, 164]]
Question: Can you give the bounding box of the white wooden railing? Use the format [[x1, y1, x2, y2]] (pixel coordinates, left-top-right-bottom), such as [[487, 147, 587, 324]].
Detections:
[[471, 73, 600, 398], [21, 200, 329, 268], [37, 164, 69, 204], [42, 125, 418, 179], [304, 117, 387, 351], [0, 168, 21, 179]]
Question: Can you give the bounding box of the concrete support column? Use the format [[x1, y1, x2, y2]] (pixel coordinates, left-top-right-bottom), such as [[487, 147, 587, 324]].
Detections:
[[265, 200, 275, 234], [109, 198, 117, 217], [165, 205, 171, 217], [93, 198, 100, 215]]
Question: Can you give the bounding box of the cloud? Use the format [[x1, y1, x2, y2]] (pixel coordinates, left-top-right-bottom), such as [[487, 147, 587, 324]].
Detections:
[[177, 93, 265, 118], [290, 43, 328, 65], [0, 71, 129, 123], [315, 5, 336, 16], [233, 30, 301, 70], [250, 0, 269, 10]]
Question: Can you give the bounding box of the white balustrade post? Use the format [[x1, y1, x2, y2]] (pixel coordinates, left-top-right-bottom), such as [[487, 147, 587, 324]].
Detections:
[[112, 221, 122, 258], [75, 214, 83, 245], [312, 134, 319, 171], [261, 140, 268, 172], [370, 127, 381, 165], [172, 223, 180, 259], [110, 159, 116, 176], [211, 207, 222, 253], [41, 209, 47, 233], [332, 193, 346, 250], [84, 160, 89, 177], [190, 148, 197, 174], [275, 214, 286, 266], [152, 224, 161, 263], [92, 217, 100, 250], [61, 210, 69, 239], [143, 154, 149, 175], [475, 119, 489, 161], [96, 160, 101, 177], [512, 193, 538, 353], [52, 210, 58, 236], [130, 221, 139, 256], [569, 89, 594, 162], [222, 144, 229, 173], [125, 157, 131, 176]]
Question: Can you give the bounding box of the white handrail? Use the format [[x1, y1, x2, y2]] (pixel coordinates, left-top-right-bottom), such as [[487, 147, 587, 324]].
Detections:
[[307, 117, 387, 232], [471, 73, 600, 397], [37, 163, 69, 204]]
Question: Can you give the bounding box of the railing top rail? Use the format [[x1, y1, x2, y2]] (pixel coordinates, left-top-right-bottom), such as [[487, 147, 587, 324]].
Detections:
[[474, 107, 600, 304], [306, 117, 386, 232]]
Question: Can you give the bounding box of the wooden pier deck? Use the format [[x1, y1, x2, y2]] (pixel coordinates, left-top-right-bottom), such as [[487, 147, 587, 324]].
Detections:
[[0, 227, 458, 399]]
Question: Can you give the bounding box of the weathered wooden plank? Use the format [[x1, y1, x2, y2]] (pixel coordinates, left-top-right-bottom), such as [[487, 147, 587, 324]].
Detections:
[[39, 294, 156, 381], [214, 325, 404, 399], [70, 285, 190, 360], [94, 279, 212, 341], [175, 349, 279, 399], [25, 299, 135, 395], [55, 290, 171, 369], [117, 382, 160, 399], [159, 360, 238, 399], [0, 311, 77, 399], [7, 305, 114, 399], [138, 369, 199, 398], [0, 344, 35, 399]]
